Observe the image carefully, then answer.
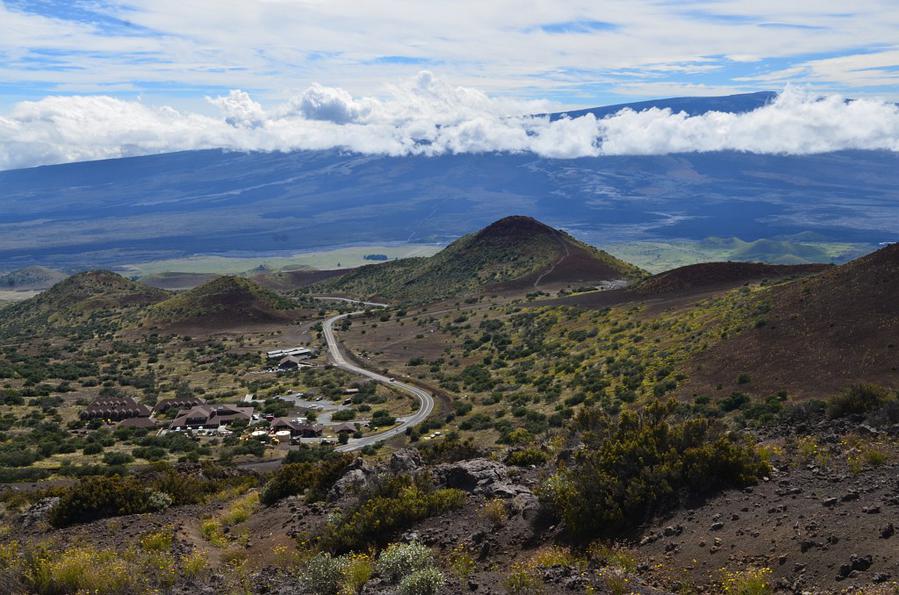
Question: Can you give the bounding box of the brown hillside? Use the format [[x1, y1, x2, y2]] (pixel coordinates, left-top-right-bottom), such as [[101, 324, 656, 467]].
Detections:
[[636, 261, 830, 296], [254, 268, 350, 292], [542, 261, 826, 310], [684, 243, 899, 399], [140, 272, 220, 291]]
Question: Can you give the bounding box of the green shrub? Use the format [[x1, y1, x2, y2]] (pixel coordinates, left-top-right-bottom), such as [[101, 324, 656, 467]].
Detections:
[[283, 443, 340, 464], [45, 466, 257, 527], [416, 436, 484, 464], [146, 490, 173, 511], [102, 451, 134, 466], [82, 442, 103, 455], [828, 384, 892, 418], [324, 475, 465, 551], [260, 454, 354, 505], [152, 468, 207, 505], [332, 409, 356, 421], [398, 567, 445, 595], [302, 552, 348, 595], [540, 400, 768, 541], [719, 392, 749, 412], [505, 447, 549, 466], [376, 542, 435, 583], [49, 475, 152, 527]]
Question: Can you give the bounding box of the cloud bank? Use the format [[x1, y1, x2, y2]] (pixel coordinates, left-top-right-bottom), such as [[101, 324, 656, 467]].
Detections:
[[1, 72, 898, 170]]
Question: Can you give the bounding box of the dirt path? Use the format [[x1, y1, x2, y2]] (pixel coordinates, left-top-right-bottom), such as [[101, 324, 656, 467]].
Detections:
[[533, 230, 571, 288]]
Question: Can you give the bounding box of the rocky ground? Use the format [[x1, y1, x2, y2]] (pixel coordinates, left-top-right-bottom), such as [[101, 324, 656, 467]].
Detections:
[[6, 420, 899, 594], [637, 452, 898, 593]]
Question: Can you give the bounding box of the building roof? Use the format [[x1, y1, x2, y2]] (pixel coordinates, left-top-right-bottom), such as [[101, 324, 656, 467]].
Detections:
[[268, 347, 314, 359], [170, 404, 254, 429], [329, 422, 358, 434], [118, 417, 158, 429], [278, 354, 311, 367], [81, 396, 151, 419], [271, 418, 323, 434], [154, 397, 205, 413]]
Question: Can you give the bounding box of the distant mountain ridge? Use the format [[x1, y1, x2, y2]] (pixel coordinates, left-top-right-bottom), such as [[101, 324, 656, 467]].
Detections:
[[549, 91, 777, 120], [1, 92, 897, 270]]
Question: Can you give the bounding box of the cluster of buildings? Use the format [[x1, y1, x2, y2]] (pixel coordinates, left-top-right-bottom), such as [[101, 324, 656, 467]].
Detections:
[[76, 343, 356, 444], [79, 394, 331, 440], [168, 403, 255, 431]]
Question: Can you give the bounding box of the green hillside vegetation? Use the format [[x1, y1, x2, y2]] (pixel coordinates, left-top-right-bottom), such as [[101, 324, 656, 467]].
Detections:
[[0, 271, 168, 338], [311, 216, 644, 303], [377, 285, 764, 437], [145, 275, 301, 327]]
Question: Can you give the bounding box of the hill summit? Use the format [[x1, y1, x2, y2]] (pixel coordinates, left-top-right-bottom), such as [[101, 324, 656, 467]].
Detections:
[[312, 215, 645, 302], [0, 271, 168, 336], [145, 276, 302, 328], [686, 242, 899, 398]]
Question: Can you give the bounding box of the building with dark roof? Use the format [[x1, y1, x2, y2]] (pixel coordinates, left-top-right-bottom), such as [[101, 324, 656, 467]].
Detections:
[[329, 422, 358, 435], [169, 404, 254, 430], [154, 397, 205, 414], [80, 396, 151, 421], [277, 354, 313, 370], [118, 417, 159, 430], [270, 417, 323, 437]]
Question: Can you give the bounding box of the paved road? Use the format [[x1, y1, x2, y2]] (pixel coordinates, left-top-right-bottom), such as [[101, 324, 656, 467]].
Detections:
[[315, 297, 435, 452]]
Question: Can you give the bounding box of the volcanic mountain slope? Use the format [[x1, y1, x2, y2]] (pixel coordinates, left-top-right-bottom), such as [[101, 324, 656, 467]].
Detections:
[[253, 267, 350, 292], [310, 216, 645, 302], [0, 271, 168, 337], [634, 261, 830, 295], [684, 242, 899, 399], [139, 272, 220, 291], [144, 275, 303, 328], [544, 260, 829, 310]]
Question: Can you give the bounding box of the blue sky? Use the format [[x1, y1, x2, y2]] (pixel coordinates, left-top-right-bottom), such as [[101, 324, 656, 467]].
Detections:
[[2, 0, 899, 112]]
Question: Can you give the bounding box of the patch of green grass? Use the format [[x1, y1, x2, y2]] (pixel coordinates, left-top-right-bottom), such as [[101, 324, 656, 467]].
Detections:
[[604, 238, 872, 274], [126, 245, 441, 276]]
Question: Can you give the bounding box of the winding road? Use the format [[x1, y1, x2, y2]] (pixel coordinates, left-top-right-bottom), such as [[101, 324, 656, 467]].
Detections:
[[314, 297, 435, 452]]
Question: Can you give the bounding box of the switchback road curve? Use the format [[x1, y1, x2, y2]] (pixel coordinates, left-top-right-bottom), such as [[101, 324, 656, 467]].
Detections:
[[314, 297, 435, 452]]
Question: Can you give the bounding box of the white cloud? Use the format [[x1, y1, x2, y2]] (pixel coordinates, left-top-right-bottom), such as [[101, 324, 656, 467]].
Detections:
[[207, 90, 266, 128], [290, 83, 375, 124], [594, 88, 899, 154], [0, 75, 897, 170]]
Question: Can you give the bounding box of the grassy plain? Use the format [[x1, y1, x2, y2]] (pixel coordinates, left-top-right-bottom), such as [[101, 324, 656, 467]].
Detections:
[[603, 238, 872, 273], [123, 244, 441, 277]]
